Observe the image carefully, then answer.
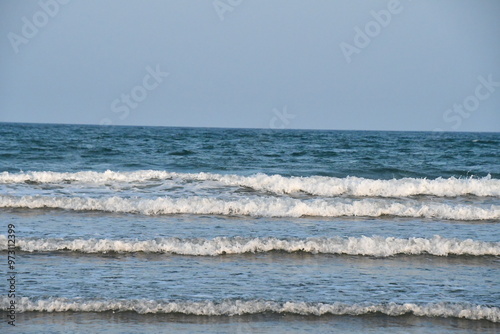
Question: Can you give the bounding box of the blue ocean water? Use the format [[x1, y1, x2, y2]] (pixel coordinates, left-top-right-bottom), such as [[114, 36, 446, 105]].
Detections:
[[0, 123, 499, 333]]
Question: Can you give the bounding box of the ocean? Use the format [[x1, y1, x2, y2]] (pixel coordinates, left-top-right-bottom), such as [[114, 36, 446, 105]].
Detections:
[[0, 122, 499, 333]]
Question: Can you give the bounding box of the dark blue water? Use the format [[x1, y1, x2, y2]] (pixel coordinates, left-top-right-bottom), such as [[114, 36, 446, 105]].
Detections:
[[0, 123, 499, 333], [1, 123, 498, 178]]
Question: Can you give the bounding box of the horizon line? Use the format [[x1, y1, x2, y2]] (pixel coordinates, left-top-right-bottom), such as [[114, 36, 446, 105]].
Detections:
[[0, 121, 498, 134]]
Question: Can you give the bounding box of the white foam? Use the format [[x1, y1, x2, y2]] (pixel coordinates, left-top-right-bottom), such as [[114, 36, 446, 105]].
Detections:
[[212, 173, 500, 197], [0, 195, 498, 220], [1, 297, 498, 321], [1, 170, 499, 197], [1, 235, 498, 257]]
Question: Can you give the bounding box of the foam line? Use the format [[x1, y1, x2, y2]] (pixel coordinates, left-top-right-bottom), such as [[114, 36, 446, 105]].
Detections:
[[1, 170, 498, 197], [0, 195, 498, 220], [1, 297, 498, 322], [1, 235, 498, 257]]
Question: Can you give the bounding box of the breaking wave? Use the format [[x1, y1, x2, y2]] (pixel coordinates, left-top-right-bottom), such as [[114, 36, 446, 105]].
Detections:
[[1, 297, 498, 322], [1, 170, 499, 197], [2, 235, 498, 257], [0, 195, 498, 220]]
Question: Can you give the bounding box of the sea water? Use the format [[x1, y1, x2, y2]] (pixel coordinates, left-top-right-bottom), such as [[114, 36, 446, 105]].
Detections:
[[0, 123, 499, 333]]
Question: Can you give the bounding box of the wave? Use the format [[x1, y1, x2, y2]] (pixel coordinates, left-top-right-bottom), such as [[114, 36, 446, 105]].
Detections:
[[1, 235, 498, 257], [1, 297, 498, 322], [0, 195, 498, 220], [1, 170, 499, 197]]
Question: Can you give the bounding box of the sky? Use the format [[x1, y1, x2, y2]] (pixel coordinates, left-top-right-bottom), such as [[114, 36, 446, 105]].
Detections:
[[0, 0, 499, 131]]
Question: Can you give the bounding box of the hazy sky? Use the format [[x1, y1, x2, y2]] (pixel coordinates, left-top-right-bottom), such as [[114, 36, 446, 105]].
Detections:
[[1, 0, 499, 131]]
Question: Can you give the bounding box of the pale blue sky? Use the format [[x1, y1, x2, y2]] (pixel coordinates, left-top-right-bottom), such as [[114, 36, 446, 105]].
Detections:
[[1, 0, 499, 131]]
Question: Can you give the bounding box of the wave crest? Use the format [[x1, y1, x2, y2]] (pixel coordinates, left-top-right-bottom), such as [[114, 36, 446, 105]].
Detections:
[[2, 235, 498, 257], [1, 170, 498, 197], [1, 297, 498, 322], [0, 195, 498, 220]]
